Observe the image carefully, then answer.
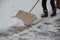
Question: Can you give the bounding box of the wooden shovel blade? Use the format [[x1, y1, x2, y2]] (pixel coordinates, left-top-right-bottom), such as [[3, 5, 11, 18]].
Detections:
[[16, 10, 36, 25]]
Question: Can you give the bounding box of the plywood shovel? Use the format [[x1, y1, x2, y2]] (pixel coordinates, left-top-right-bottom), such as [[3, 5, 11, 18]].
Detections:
[[16, 0, 39, 25]]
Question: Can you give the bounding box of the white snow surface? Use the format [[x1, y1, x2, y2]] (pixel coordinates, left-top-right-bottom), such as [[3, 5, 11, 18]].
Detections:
[[0, 0, 52, 30], [0, 0, 60, 40]]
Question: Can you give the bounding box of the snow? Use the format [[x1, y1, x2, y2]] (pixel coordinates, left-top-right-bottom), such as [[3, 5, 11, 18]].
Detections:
[[0, 0, 60, 40], [0, 0, 40, 30]]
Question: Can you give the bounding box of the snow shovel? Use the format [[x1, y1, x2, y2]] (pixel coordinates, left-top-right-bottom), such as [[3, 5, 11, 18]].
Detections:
[[16, 0, 39, 26]]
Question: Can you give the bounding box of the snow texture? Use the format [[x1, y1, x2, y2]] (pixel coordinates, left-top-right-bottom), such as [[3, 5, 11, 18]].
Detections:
[[0, 0, 60, 40]]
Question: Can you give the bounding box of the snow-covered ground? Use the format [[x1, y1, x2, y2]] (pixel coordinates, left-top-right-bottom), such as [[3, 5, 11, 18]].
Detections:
[[0, 0, 60, 40], [0, 0, 52, 30]]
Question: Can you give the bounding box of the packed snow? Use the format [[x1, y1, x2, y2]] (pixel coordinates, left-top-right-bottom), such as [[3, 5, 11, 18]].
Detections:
[[0, 0, 60, 40]]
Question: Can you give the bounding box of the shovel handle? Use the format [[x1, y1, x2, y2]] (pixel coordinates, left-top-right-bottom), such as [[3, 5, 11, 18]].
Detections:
[[29, 0, 39, 13]]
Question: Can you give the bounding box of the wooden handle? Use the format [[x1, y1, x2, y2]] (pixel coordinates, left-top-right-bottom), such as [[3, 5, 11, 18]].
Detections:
[[29, 0, 39, 13]]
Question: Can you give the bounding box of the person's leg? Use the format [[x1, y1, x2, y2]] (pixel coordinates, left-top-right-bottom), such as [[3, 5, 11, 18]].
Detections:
[[41, 0, 48, 18], [50, 0, 56, 17], [42, 0, 47, 10]]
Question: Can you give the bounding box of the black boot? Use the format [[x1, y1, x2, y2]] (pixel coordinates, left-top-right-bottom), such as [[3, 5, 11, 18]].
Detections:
[[41, 10, 48, 18], [51, 9, 56, 17]]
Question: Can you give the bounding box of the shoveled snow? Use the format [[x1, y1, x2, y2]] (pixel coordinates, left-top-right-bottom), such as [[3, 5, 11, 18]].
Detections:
[[0, 0, 60, 40], [0, 0, 52, 30]]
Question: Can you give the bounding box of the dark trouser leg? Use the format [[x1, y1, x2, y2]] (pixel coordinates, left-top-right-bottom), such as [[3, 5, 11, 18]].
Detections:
[[50, 0, 56, 10], [41, 0, 48, 18], [42, 0, 47, 10], [50, 0, 56, 17]]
